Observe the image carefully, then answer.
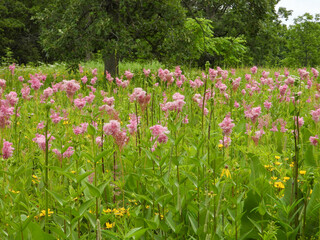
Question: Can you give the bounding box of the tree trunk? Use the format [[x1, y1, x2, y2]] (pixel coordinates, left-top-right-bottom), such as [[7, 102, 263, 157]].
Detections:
[[103, 49, 119, 77]]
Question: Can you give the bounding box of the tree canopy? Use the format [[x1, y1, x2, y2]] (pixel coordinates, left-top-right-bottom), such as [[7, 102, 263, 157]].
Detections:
[[2, 0, 320, 69]]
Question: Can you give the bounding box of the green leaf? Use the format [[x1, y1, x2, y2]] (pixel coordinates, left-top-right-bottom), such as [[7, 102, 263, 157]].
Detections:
[[84, 181, 101, 197], [79, 199, 94, 216], [94, 150, 113, 163], [87, 124, 96, 136], [76, 171, 93, 183], [125, 227, 148, 239], [165, 214, 177, 233], [46, 189, 66, 206], [28, 222, 55, 239], [101, 230, 120, 240], [188, 212, 198, 234], [97, 181, 109, 195]]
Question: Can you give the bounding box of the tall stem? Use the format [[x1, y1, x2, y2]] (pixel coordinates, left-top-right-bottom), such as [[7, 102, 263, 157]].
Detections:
[[44, 105, 50, 233]]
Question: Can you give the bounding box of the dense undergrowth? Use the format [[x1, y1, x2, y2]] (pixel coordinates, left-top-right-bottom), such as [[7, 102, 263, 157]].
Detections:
[[0, 62, 319, 239]]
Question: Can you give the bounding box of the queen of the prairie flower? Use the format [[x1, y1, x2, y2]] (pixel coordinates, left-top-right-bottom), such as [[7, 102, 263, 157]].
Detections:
[[2, 140, 14, 159]]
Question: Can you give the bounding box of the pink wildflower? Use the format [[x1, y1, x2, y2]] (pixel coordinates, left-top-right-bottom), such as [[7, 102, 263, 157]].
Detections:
[[74, 97, 87, 109], [9, 63, 15, 75], [250, 66, 258, 74], [104, 120, 121, 136], [5, 92, 18, 106], [2, 140, 14, 159], [90, 77, 97, 85], [124, 70, 134, 80], [219, 136, 231, 148], [0, 79, 6, 89], [28, 75, 43, 91], [143, 69, 151, 77], [264, 100, 272, 110], [21, 85, 32, 100], [50, 110, 63, 124], [309, 135, 319, 146], [92, 68, 98, 76], [96, 136, 104, 147], [63, 146, 74, 158], [127, 114, 140, 135], [81, 76, 88, 84], [103, 97, 115, 106], [33, 133, 55, 151], [37, 121, 45, 129], [219, 115, 235, 136], [61, 80, 80, 99]]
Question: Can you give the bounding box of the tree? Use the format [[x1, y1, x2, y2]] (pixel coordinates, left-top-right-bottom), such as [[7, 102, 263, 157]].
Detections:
[[0, 0, 47, 65], [37, 0, 186, 75], [284, 13, 320, 67], [183, 0, 281, 65]]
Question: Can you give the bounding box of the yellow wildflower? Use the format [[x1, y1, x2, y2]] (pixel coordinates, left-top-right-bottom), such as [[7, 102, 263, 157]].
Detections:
[[274, 181, 285, 189], [271, 176, 278, 180], [283, 177, 290, 182], [221, 165, 231, 178], [299, 170, 306, 175], [275, 156, 280, 160], [275, 161, 281, 166], [103, 208, 112, 213], [106, 222, 114, 229]]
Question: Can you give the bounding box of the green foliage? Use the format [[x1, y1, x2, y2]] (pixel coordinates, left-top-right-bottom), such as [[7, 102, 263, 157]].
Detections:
[[284, 13, 320, 67]]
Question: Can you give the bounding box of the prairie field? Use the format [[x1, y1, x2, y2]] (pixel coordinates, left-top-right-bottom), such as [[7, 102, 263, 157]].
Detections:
[[0, 62, 319, 239]]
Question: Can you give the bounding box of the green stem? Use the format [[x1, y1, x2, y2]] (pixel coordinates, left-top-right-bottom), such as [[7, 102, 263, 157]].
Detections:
[[45, 105, 50, 233]]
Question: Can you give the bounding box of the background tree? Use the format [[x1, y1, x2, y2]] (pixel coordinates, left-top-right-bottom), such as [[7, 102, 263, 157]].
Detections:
[[37, 0, 186, 75], [0, 0, 46, 65], [284, 13, 320, 67]]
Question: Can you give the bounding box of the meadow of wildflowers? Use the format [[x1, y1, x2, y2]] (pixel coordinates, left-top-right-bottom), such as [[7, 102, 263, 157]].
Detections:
[[0, 62, 319, 239]]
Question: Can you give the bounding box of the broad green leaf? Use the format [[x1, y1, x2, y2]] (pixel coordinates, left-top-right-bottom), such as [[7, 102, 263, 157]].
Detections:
[[46, 189, 66, 206], [84, 181, 101, 197], [124, 227, 148, 239], [79, 199, 94, 216]]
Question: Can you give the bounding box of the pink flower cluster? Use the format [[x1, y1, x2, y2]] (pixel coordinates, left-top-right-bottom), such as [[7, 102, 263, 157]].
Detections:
[[52, 146, 74, 159], [143, 69, 151, 77], [40, 87, 54, 103], [218, 115, 235, 136], [116, 77, 130, 88], [158, 68, 174, 84], [127, 114, 140, 135], [28, 75, 43, 91], [106, 71, 114, 82], [192, 93, 209, 115], [310, 108, 320, 122], [61, 80, 80, 98], [5, 92, 18, 106], [161, 93, 186, 113], [0, 99, 15, 128], [33, 133, 55, 151], [189, 78, 204, 89], [124, 70, 134, 80], [150, 125, 170, 150], [309, 135, 319, 146], [73, 123, 89, 135], [2, 140, 14, 159], [103, 120, 129, 150], [96, 136, 104, 147], [9, 63, 15, 75], [129, 88, 151, 110], [50, 109, 63, 124], [74, 97, 87, 109], [244, 106, 261, 123]]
